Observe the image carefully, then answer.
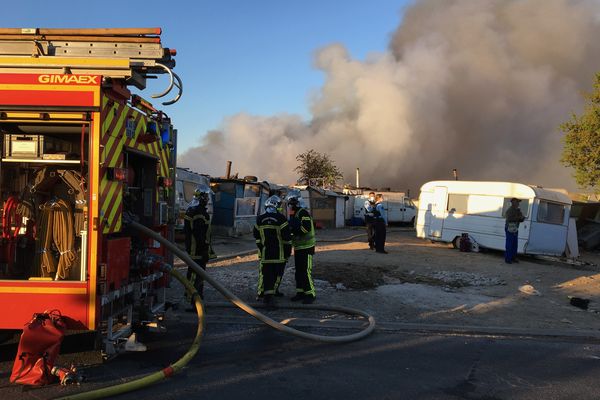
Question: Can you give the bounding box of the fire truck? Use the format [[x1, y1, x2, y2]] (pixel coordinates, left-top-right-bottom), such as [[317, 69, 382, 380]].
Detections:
[[0, 28, 181, 355]]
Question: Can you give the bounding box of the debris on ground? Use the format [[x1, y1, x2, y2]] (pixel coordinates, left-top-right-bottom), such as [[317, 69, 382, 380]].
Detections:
[[518, 284, 541, 296], [569, 297, 590, 310]]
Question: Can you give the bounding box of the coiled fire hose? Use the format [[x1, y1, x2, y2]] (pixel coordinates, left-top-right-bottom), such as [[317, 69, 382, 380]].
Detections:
[[130, 221, 376, 343], [56, 221, 375, 399], [56, 267, 204, 400]]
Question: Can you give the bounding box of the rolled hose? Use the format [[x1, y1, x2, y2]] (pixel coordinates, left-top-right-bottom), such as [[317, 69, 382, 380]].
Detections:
[[56, 222, 375, 399], [130, 221, 375, 343], [56, 268, 205, 400]]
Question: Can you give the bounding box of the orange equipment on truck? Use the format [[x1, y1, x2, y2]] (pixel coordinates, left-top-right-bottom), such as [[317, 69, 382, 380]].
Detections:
[[0, 28, 182, 356]]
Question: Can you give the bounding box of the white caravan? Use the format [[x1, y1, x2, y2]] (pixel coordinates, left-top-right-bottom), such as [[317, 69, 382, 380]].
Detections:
[[415, 181, 572, 256]]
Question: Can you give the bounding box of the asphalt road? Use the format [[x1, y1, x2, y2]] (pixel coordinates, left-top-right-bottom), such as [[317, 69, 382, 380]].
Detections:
[[2, 312, 600, 400]]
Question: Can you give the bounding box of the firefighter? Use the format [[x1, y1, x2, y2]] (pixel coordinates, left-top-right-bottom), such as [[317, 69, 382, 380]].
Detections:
[[363, 191, 376, 250], [253, 195, 291, 308], [286, 190, 316, 304], [183, 184, 216, 309]]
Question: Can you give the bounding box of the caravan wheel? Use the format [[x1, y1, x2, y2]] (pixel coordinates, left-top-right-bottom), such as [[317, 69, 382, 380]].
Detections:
[[452, 236, 461, 249]]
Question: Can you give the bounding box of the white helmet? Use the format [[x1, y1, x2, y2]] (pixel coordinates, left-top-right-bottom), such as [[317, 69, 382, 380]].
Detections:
[[265, 195, 282, 212], [191, 184, 213, 207]]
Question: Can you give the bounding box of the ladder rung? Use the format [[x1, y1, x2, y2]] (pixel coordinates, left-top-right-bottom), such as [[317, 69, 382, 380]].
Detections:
[[53, 47, 165, 59], [50, 41, 163, 50], [0, 41, 165, 59]]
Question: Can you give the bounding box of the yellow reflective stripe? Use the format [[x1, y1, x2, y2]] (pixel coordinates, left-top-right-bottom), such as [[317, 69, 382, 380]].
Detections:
[[305, 253, 315, 296], [257, 224, 286, 261], [257, 262, 264, 295], [185, 272, 197, 302], [300, 216, 312, 233]]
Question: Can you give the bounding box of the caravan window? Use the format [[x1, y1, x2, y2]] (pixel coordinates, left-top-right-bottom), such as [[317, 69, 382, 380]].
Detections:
[[502, 198, 530, 218], [447, 194, 469, 214], [537, 201, 565, 225], [466, 195, 503, 216], [448, 194, 507, 217]]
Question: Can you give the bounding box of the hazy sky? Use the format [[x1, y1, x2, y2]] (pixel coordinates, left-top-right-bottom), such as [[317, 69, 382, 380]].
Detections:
[[0, 0, 409, 150], [2, 1, 599, 193]]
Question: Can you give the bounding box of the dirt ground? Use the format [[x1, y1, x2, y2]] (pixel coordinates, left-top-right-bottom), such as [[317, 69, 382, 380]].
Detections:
[[194, 227, 600, 335]]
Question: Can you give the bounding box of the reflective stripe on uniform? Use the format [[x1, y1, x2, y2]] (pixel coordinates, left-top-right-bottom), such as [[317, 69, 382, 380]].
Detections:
[[305, 253, 315, 296], [257, 224, 287, 263], [257, 262, 264, 295]]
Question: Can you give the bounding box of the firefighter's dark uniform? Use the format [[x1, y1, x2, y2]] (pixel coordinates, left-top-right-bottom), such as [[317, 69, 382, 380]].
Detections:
[[183, 203, 215, 303], [289, 207, 316, 302], [253, 211, 292, 300]]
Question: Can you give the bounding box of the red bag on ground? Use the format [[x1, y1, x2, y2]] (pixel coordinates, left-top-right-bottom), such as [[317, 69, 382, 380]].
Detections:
[[10, 310, 66, 386]]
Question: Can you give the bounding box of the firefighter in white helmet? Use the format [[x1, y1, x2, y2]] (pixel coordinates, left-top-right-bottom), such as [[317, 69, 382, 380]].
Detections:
[[253, 195, 292, 308], [184, 184, 216, 309]]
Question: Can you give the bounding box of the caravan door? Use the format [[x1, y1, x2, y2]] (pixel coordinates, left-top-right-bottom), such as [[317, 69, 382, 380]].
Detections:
[[429, 186, 448, 237]]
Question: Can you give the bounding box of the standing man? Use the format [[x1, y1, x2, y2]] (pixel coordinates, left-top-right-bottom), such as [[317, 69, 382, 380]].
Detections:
[[285, 190, 316, 304], [184, 184, 216, 309], [363, 192, 376, 250], [254, 195, 292, 308], [505, 198, 525, 264], [374, 193, 388, 254]]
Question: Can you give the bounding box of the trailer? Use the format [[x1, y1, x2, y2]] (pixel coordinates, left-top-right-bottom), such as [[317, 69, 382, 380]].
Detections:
[[0, 28, 182, 356], [415, 181, 573, 256], [174, 167, 212, 231]]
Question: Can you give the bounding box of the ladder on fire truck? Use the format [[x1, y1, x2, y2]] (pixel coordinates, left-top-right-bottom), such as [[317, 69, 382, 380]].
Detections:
[[0, 27, 182, 104]]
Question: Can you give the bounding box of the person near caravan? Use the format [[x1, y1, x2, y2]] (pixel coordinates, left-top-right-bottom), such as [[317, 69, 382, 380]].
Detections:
[[363, 191, 377, 250], [253, 195, 292, 308], [374, 193, 388, 254], [505, 198, 525, 264], [285, 190, 317, 304], [183, 184, 216, 310]]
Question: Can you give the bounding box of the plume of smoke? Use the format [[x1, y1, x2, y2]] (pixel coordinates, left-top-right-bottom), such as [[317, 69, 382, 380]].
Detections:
[[178, 0, 600, 192]]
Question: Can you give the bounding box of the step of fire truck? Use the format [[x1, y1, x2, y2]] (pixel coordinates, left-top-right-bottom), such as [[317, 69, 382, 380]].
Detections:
[[0, 27, 177, 90]]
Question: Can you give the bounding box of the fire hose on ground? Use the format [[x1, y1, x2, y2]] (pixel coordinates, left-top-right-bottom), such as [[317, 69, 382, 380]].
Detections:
[[56, 221, 375, 399]]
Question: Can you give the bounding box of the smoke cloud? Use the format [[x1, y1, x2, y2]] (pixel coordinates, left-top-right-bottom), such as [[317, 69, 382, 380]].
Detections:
[[179, 0, 600, 194]]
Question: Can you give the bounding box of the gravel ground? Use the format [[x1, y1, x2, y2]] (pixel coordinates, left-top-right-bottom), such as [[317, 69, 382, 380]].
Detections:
[[173, 227, 600, 335]]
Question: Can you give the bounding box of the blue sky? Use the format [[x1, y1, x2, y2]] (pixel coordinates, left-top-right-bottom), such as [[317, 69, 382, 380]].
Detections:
[[1, 1, 410, 151]]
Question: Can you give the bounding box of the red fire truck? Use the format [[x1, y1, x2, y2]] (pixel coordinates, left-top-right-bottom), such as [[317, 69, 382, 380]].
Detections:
[[0, 28, 181, 355]]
